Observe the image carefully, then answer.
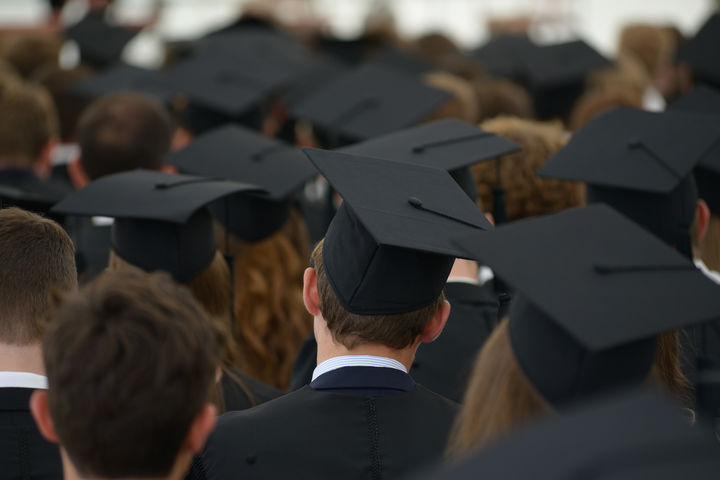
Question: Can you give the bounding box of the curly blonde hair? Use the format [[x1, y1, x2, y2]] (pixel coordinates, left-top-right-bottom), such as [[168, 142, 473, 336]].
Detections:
[[474, 116, 584, 221]]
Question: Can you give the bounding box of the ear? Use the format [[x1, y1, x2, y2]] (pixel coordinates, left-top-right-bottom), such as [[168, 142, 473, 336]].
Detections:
[[418, 299, 451, 344], [696, 199, 711, 243], [30, 390, 59, 444], [159, 164, 178, 174], [183, 403, 217, 455], [303, 267, 320, 316], [67, 158, 90, 190], [484, 212, 495, 226], [34, 138, 58, 179]]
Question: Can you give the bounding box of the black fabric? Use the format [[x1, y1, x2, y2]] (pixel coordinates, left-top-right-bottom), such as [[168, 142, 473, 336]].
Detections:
[[64, 12, 137, 68], [220, 370, 283, 412], [509, 293, 657, 407], [64, 217, 111, 283], [289, 282, 500, 402], [411, 281, 499, 402], [677, 13, 720, 89], [0, 168, 71, 219], [311, 366, 415, 395], [193, 375, 457, 480], [0, 388, 62, 480], [412, 388, 720, 480]]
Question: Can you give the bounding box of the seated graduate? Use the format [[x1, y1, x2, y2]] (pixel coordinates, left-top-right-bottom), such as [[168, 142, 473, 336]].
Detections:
[[29, 271, 219, 480], [190, 148, 492, 480], [62, 92, 175, 281], [0, 75, 70, 213], [291, 118, 522, 400], [445, 205, 720, 458], [166, 125, 317, 390], [51, 169, 282, 412], [0, 207, 77, 480]]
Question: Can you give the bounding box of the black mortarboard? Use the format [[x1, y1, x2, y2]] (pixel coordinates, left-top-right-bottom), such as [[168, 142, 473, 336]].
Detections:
[[304, 148, 492, 315], [413, 389, 720, 480], [51, 170, 263, 282], [338, 118, 521, 200], [472, 34, 537, 81], [677, 13, 720, 89], [538, 107, 720, 258], [71, 63, 175, 102], [166, 124, 317, 242], [669, 85, 720, 214], [525, 39, 611, 120], [291, 63, 452, 146], [64, 12, 138, 68], [454, 204, 720, 406], [366, 47, 435, 75]]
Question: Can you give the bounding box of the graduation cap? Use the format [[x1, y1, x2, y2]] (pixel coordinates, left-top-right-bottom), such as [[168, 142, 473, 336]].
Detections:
[[291, 63, 453, 146], [472, 34, 538, 81], [668, 85, 720, 214], [71, 63, 176, 103], [51, 170, 263, 282], [414, 389, 720, 480], [165, 124, 317, 242], [524, 39, 611, 120], [64, 12, 138, 68], [454, 204, 720, 406], [303, 148, 492, 315], [538, 106, 720, 258], [677, 13, 720, 89], [338, 118, 521, 200], [366, 47, 435, 75]]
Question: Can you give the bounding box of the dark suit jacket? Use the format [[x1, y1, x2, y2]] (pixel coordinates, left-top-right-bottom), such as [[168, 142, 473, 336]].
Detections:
[[221, 370, 283, 412], [289, 282, 500, 401], [190, 366, 458, 480], [0, 388, 62, 480]]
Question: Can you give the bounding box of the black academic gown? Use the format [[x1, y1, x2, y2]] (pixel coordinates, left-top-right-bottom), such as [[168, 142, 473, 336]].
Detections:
[[289, 282, 499, 401], [0, 388, 62, 480], [221, 370, 283, 412], [0, 168, 71, 219], [190, 366, 458, 480]]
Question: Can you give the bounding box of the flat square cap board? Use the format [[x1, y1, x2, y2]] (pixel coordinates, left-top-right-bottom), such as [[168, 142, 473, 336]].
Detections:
[[524, 39, 611, 89], [454, 204, 720, 405], [338, 118, 521, 172], [677, 13, 720, 88], [64, 12, 137, 67], [51, 170, 264, 281], [537, 107, 720, 193], [453, 204, 720, 351], [472, 34, 538, 80], [291, 63, 453, 143], [412, 389, 720, 480], [72, 64, 176, 103], [165, 124, 317, 241], [303, 147, 491, 314]]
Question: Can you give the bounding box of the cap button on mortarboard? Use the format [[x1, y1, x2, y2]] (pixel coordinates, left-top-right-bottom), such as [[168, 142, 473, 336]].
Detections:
[[408, 197, 423, 208]]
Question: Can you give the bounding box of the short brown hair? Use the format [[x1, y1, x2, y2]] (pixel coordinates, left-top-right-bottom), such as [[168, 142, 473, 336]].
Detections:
[[310, 240, 444, 350], [474, 116, 585, 221], [44, 271, 219, 478], [77, 92, 172, 180], [0, 79, 58, 166], [0, 207, 76, 344]]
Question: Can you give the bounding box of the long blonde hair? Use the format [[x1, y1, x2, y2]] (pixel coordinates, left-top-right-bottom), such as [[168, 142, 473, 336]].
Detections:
[[217, 209, 313, 390]]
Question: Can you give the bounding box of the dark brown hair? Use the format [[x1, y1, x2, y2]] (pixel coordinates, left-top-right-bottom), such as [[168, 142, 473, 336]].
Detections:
[[44, 270, 219, 478], [311, 240, 444, 350], [77, 92, 172, 180], [0, 207, 77, 344]]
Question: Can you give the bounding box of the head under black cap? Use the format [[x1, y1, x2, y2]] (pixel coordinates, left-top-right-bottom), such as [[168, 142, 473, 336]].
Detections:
[[669, 85, 720, 214], [538, 106, 720, 258], [72, 64, 176, 103], [677, 13, 720, 89], [291, 63, 452, 146], [454, 204, 720, 407], [303, 148, 492, 315], [414, 389, 720, 480], [472, 34, 537, 81], [64, 12, 137, 68], [51, 170, 263, 282], [166, 124, 317, 242], [525, 39, 611, 120], [338, 118, 521, 201]]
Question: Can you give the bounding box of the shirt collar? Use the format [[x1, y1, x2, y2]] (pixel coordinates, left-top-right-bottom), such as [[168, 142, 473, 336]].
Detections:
[[312, 355, 407, 382], [0, 372, 48, 389]]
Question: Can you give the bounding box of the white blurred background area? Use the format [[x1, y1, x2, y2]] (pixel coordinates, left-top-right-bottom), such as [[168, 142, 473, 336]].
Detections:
[[1, 0, 717, 58]]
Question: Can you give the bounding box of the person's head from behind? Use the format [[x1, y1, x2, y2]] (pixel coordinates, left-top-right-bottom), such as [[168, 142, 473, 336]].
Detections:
[[304, 240, 450, 356], [0, 207, 76, 346], [74, 92, 172, 185], [30, 270, 219, 480], [0, 79, 58, 176]]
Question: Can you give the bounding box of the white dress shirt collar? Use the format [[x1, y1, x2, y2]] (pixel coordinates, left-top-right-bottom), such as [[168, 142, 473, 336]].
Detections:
[[312, 355, 407, 382], [0, 371, 48, 389]]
